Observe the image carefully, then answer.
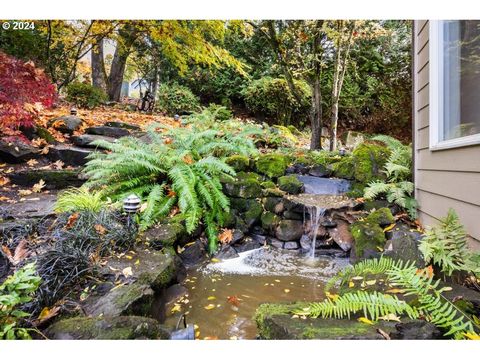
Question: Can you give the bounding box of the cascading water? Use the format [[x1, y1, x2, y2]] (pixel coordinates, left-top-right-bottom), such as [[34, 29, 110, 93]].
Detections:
[[308, 206, 326, 258]]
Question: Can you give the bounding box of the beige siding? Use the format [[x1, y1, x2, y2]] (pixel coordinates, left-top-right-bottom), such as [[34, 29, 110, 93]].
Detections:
[[414, 20, 480, 247]]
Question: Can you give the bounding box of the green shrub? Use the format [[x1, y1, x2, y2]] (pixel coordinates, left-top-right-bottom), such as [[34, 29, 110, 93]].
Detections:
[[55, 187, 105, 213], [66, 82, 107, 109], [156, 83, 200, 115], [243, 77, 311, 125], [0, 263, 41, 339], [205, 103, 233, 121]]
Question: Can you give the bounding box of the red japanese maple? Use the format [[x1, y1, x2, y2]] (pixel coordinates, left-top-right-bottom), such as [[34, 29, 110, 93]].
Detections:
[[0, 52, 57, 131]]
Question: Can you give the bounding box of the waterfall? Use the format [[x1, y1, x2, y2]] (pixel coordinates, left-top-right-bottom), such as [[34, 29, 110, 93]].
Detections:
[[308, 206, 326, 258]]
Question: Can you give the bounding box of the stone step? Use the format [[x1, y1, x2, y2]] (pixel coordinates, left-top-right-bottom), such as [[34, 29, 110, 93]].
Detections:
[[47, 145, 96, 167], [8, 169, 84, 190], [85, 126, 130, 138], [104, 121, 141, 131], [1, 192, 57, 219], [72, 134, 117, 149], [0, 137, 39, 164]]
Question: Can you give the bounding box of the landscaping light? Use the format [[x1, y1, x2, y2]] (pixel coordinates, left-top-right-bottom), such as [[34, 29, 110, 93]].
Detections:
[[70, 107, 78, 116], [339, 147, 346, 156], [174, 114, 180, 121], [123, 194, 141, 214]]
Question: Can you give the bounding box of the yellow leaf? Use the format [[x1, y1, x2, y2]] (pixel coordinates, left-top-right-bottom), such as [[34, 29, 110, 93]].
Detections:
[[326, 292, 340, 301], [348, 281, 355, 288], [171, 304, 182, 313], [125, 255, 133, 260], [207, 296, 216, 301], [284, 289, 290, 293], [134, 259, 140, 265], [376, 246, 384, 252], [204, 304, 216, 310], [386, 288, 406, 294], [358, 317, 375, 325], [365, 280, 377, 286], [210, 258, 221, 263], [351, 276, 363, 280], [383, 223, 396, 232], [32, 179, 46, 193], [464, 332, 480, 340]]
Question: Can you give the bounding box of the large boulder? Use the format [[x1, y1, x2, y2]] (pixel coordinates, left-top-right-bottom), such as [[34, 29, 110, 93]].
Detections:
[[46, 316, 170, 340], [140, 222, 187, 249], [179, 240, 207, 267], [255, 153, 289, 178], [48, 115, 83, 134], [328, 219, 354, 252], [277, 175, 304, 195], [261, 211, 280, 233], [352, 142, 390, 183], [331, 157, 355, 180], [366, 207, 395, 227], [104, 121, 141, 131], [308, 164, 331, 178], [86, 126, 130, 138], [384, 223, 425, 267], [275, 219, 304, 241], [0, 137, 39, 163], [349, 220, 386, 262]]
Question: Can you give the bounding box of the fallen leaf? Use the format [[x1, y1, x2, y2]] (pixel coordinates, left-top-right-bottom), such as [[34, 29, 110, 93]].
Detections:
[[65, 212, 79, 229], [383, 223, 396, 232], [378, 313, 401, 322], [2, 239, 30, 265], [35, 306, 60, 325], [204, 304, 216, 310], [94, 224, 107, 235], [358, 317, 375, 325], [365, 280, 377, 286], [207, 296, 216, 301], [203, 336, 219, 340], [351, 276, 363, 280], [171, 304, 182, 313], [386, 288, 406, 294], [52, 160, 64, 170], [218, 229, 233, 244], [227, 296, 240, 307], [464, 332, 480, 340], [32, 179, 46, 193], [283, 289, 290, 293], [348, 281, 355, 288], [27, 159, 38, 166], [0, 176, 10, 186], [18, 189, 33, 196], [210, 258, 221, 263], [122, 267, 133, 278], [377, 328, 391, 340]]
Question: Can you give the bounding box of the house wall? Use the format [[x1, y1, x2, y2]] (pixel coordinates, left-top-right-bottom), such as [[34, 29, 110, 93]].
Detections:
[[414, 20, 480, 250]]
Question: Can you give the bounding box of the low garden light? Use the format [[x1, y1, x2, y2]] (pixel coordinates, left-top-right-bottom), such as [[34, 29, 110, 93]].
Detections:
[[123, 194, 141, 214], [70, 107, 78, 116], [174, 114, 180, 121], [339, 147, 347, 156]]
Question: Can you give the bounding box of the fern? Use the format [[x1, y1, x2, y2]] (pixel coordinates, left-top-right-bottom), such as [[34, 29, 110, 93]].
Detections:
[[83, 122, 256, 253], [295, 290, 418, 321], [364, 135, 416, 218], [419, 209, 472, 276], [387, 264, 476, 339]]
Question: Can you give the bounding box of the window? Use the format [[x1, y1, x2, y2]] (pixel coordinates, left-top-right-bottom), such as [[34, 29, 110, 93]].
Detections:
[[429, 20, 480, 150]]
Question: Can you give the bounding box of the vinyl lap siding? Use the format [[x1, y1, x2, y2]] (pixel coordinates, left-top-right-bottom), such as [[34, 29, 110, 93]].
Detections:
[[413, 20, 480, 249]]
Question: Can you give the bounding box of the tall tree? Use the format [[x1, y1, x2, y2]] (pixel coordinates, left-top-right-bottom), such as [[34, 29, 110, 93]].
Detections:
[[91, 37, 107, 91]]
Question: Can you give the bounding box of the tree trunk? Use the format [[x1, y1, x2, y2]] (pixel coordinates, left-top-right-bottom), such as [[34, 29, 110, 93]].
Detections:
[[310, 77, 323, 150], [107, 45, 130, 102], [92, 37, 107, 91]]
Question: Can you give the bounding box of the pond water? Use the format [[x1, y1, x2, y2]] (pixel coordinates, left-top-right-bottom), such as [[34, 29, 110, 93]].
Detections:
[[162, 248, 350, 339]]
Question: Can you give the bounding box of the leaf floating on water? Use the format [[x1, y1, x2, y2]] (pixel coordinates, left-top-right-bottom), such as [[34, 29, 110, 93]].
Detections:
[[203, 336, 219, 340], [283, 289, 290, 293], [204, 304, 216, 310], [274, 279, 280, 283], [230, 336, 238, 340], [171, 304, 182, 313], [207, 296, 216, 301], [358, 317, 375, 325], [227, 296, 240, 307]]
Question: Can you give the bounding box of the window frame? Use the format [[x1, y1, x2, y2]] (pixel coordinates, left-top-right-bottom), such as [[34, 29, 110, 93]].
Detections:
[[429, 20, 480, 151]]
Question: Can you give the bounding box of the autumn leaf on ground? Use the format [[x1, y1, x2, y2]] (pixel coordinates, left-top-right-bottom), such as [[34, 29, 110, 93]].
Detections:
[[383, 223, 396, 232], [0, 176, 10, 186], [378, 314, 401, 322], [183, 155, 194, 164], [416, 265, 434, 278], [358, 317, 375, 325], [94, 224, 107, 235], [34, 306, 60, 326], [18, 189, 33, 196], [32, 179, 46, 193], [65, 212, 79, 229], [218, 229, 233, 244], [122, 267, 133, 278], [53, 160, 64, 169], [31, 138, 47, 148], [27, 159, 38, 166], [2, 239, 30, 265], [0, 196, 10, 201]]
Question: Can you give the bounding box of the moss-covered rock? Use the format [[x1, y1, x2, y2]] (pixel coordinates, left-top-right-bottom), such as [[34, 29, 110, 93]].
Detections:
[[225, 155, 251, 172], [277, 175, 304, 194], [275, 219, 303, 241], [331, 156, 355, 180], [350, 220, 386, 260], [254, 303, 394, 340], [345, 182, 365, 198], [46, 316, 170, 340], [141, 222, 186, 248], [255, 153, 289, 178], [222, 172, 263, 199], [244, 200, 263, 228], [36, 126, 56, 143], [352, 142, 390, 183], [261, 211, 280, 232], [261, 180, 276, 189], [366, 207, 395, 227], [262, 197, 284, 214]]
